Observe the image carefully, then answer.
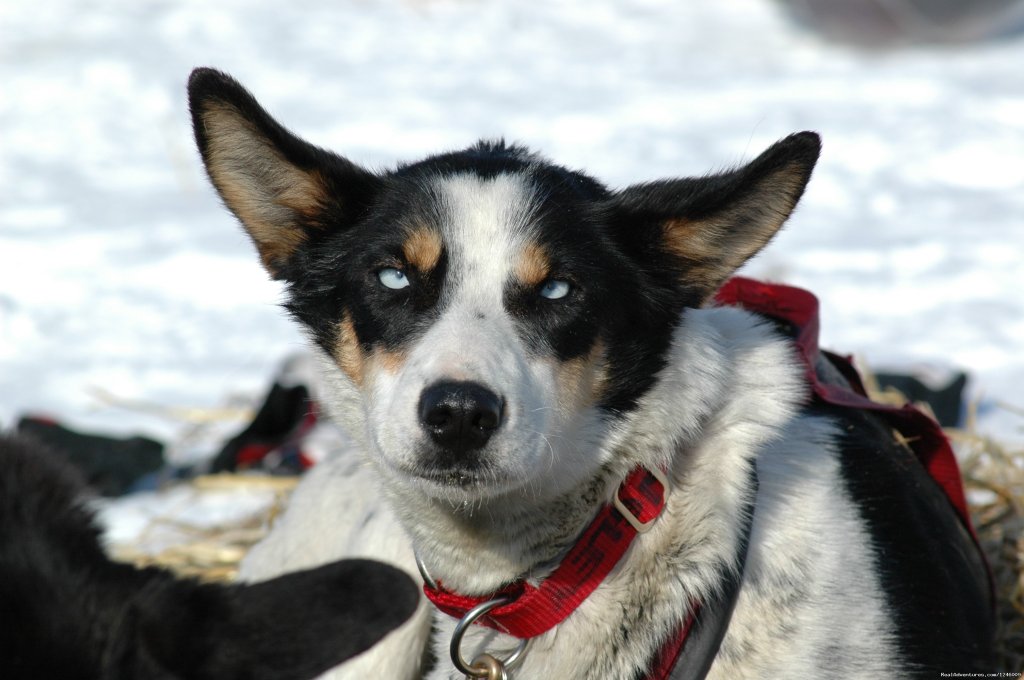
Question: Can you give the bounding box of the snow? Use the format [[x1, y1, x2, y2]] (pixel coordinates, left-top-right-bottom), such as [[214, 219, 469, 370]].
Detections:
[[3, 0, 1023, 469]]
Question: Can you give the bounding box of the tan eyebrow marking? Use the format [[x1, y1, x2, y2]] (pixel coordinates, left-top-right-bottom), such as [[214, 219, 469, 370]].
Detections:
[[515, 241, 551, 287], [402, 225, 443, 272]]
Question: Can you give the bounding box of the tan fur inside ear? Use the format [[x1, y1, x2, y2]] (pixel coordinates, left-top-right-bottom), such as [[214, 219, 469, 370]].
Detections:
[[663, 161, 808, 297], [200, 102, 327, 275]]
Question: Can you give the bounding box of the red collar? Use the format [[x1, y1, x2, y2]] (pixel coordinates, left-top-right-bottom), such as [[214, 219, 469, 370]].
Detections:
[[422, 462, 752, 680], [423, 465, 670, 639]]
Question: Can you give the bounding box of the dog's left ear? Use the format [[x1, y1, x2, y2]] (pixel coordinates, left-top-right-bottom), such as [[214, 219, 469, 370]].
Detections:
[[188, 67, 380, 280], [610, 132, 821, 301]]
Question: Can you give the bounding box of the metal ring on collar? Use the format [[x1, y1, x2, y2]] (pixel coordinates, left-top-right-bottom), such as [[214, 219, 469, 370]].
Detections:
[[415, 552, 438, 590], [450, 596, 530, 677]]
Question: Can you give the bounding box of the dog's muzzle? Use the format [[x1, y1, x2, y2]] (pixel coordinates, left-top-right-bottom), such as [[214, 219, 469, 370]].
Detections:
[[418, 381, 504, 459]]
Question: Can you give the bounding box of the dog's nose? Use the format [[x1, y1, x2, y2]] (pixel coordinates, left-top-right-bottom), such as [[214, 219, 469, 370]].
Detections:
[[418, 381, 503, 453]]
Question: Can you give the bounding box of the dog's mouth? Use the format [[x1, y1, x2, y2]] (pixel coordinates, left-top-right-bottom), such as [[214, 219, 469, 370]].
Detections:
[[376, 423, 549, 500], [415, 466, 485, 489], [395, 457, 520, 500]]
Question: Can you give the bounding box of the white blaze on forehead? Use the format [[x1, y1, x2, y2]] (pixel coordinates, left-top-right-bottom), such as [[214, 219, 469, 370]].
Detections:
[[405, 172, 543, 432], [371, 172, 551, 490], [436, 172, 539, 308]]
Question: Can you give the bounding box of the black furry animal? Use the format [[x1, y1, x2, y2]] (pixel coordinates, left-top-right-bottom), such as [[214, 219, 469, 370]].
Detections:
[[0, 433, 418, 680]]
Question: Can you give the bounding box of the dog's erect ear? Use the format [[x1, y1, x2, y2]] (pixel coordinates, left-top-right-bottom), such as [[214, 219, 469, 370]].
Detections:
[[610, 132, 821, 301], [134, 559, 421, 680], [188, 67, 380, 279]]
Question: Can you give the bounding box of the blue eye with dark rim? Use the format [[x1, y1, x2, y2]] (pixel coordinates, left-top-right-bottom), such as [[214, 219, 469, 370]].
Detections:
[[539, 279, 571, 300], [377, 267, 410, 290]]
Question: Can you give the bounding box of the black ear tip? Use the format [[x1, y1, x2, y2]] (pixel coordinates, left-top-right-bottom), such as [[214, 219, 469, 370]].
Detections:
[[188, 66, 218, 84], [188, 66, 234, 85], [781, 131, 823, 160], [791, 130, 821, 143], [187, 67, 245, 107], [188, 67, 223, 93]]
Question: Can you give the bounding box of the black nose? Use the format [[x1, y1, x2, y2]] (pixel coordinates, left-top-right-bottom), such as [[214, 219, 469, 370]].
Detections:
[[418, 381, 503, 453]]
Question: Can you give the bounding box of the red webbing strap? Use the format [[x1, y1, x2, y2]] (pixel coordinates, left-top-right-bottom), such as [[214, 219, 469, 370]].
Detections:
[[424, 466, 667, 639], [713, 274, 994, 598], [714, 277, 976, 537], [647, 606, 699, 679]]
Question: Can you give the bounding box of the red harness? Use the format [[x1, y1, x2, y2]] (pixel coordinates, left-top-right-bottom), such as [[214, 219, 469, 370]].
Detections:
[[423, 277, 986, 679], [716, 277, 979, 540]]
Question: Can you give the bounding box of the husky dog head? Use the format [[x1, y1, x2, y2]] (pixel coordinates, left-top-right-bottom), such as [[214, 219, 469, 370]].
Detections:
[[188, 68, 819, 506]]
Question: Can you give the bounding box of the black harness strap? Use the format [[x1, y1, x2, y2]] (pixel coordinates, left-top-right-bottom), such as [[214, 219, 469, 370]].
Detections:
[[663, 466, 758, 680]]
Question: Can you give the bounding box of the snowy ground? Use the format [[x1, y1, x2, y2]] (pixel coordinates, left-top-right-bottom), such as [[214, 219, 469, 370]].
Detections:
[[3, 0, 1023, 472]]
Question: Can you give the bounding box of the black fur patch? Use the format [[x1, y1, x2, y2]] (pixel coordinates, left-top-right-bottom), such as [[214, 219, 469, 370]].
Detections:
[[817, 406, 995, 674], [0, 433, 418, 680]]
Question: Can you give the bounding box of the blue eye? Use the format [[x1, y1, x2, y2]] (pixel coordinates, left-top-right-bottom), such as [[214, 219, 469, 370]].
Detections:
[[377, 267, 410, 290], [539, 279, 571, 300]]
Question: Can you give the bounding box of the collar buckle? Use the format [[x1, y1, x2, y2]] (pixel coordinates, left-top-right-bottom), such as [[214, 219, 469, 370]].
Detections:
[[612, 465, 670, 534]]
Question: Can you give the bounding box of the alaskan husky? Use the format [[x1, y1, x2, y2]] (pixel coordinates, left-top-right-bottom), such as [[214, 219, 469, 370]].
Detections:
[[187, 67, 993, 679]]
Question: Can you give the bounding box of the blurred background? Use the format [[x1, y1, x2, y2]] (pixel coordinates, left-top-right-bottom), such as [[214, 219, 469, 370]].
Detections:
[[2, 0, 1023, 456]]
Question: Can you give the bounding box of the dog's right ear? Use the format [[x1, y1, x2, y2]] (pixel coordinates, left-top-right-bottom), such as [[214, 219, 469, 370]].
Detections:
[[188, 68, 380, 279], [608, 132, 821, 303]]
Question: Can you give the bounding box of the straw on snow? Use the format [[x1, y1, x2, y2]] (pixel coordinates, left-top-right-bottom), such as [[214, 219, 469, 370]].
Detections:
[[954, 407, 1024, 672], [109, 474, 297, 583]]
